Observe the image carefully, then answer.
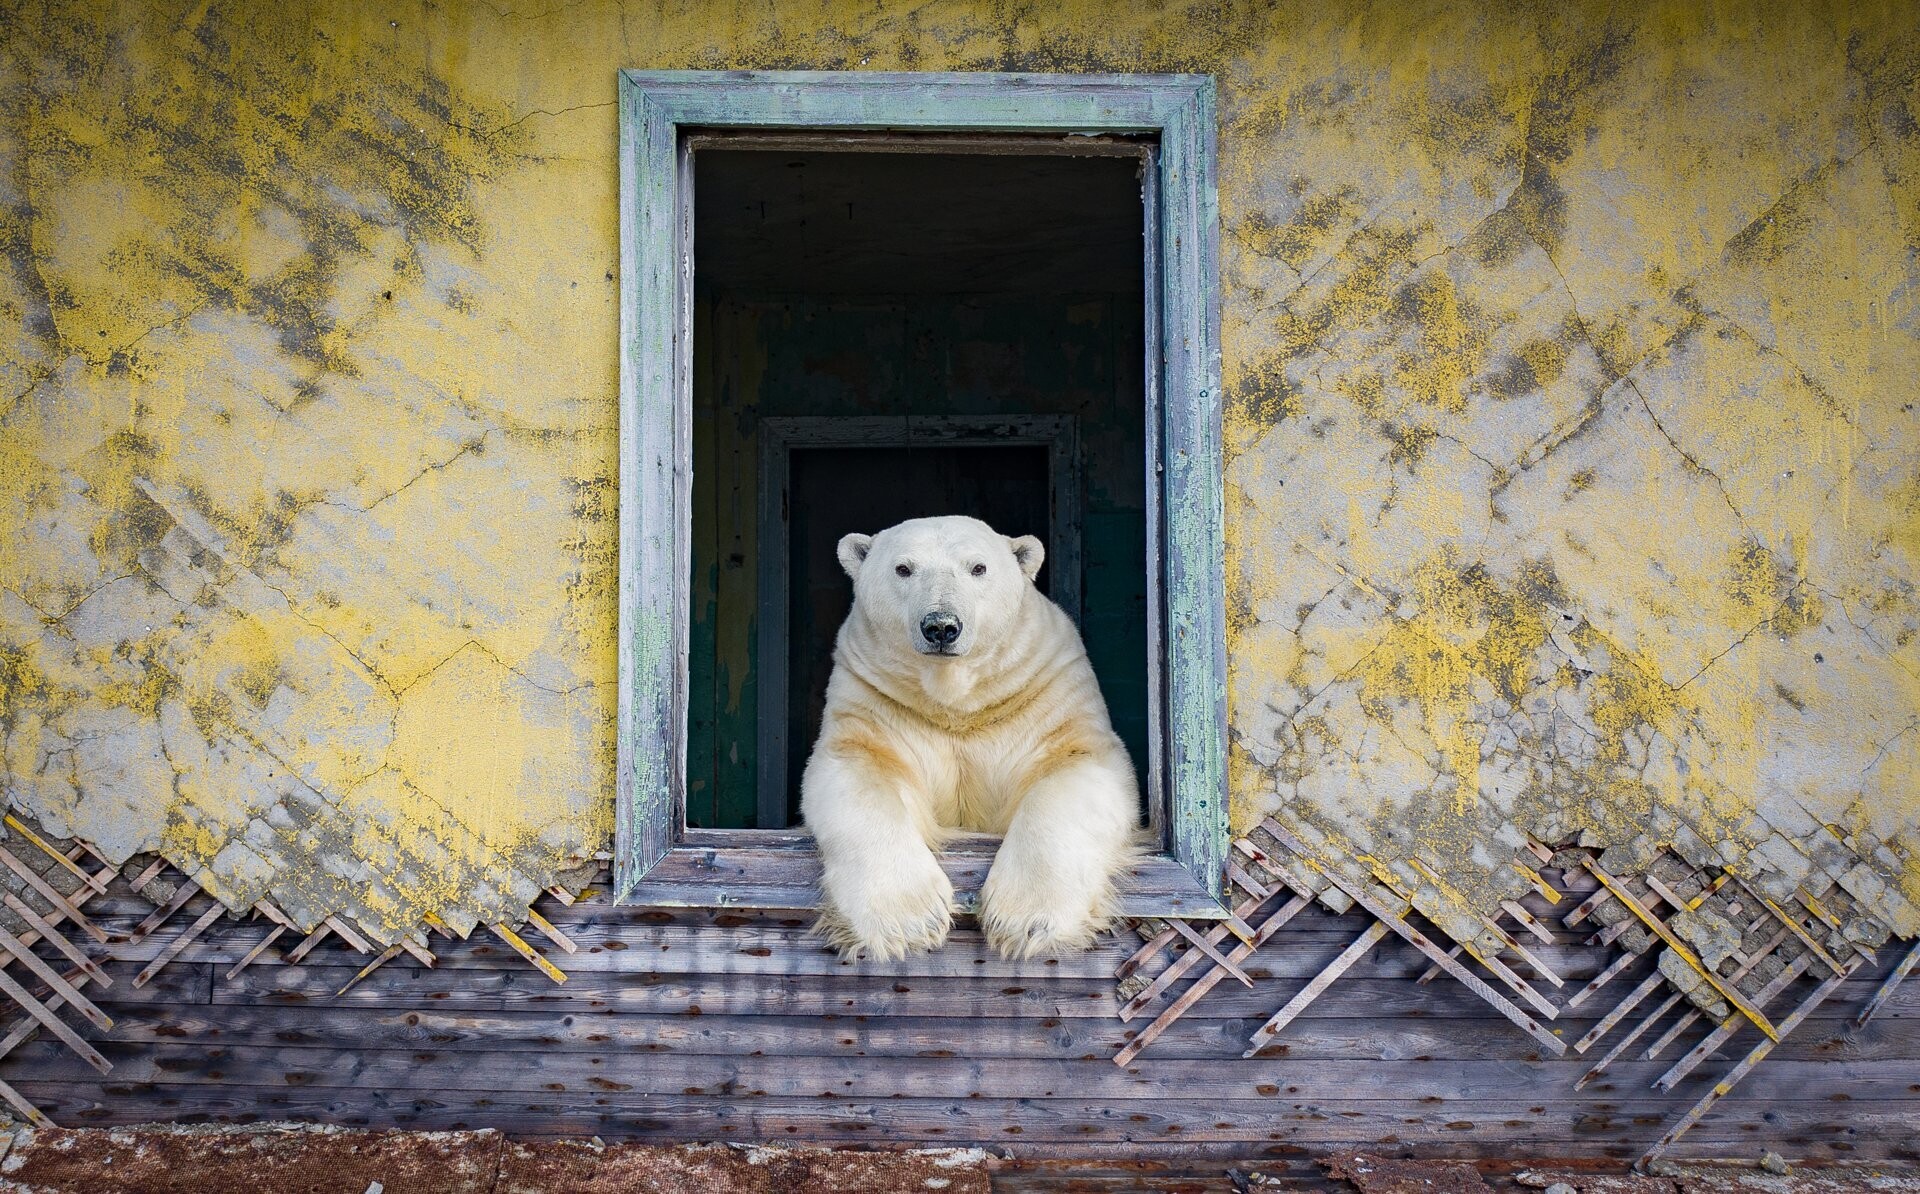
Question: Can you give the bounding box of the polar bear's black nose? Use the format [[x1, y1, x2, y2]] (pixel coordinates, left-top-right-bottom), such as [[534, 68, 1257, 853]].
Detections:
[[920, 612, 962, 647]]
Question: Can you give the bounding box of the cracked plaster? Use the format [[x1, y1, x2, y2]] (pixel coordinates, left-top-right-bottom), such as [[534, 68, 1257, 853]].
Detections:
[[0, 0, 1916, 959]]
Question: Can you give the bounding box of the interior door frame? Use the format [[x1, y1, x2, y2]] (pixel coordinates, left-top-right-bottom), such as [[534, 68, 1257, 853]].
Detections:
[[755, 414, 1083, 830], [617, 70, 1226, 920]]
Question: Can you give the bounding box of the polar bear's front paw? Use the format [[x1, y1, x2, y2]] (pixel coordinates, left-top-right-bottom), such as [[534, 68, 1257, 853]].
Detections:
[[818, 856, 956, 962], [980, 858, 1109, 960]]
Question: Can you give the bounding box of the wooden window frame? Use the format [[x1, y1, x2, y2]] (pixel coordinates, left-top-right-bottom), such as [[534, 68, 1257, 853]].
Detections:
[[617, 70, 1227, 919]]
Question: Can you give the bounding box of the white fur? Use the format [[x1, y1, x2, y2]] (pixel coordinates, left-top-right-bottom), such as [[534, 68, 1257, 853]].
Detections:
[[801, 515, 1141, 960]]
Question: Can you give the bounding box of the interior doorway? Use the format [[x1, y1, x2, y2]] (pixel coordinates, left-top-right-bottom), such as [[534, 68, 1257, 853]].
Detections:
[[688, 137, 1150, 830]]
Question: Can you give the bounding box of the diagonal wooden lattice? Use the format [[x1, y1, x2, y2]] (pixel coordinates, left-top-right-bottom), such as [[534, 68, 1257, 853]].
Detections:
[[0, 812, 582, 1128], [1115, 815, 1919, 1165]]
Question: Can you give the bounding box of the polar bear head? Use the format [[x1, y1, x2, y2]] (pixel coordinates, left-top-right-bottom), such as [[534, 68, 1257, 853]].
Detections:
[[837, 515, 1045, 660]]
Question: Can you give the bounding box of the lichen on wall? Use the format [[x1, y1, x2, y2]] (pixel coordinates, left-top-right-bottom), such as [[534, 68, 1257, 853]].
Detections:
[[0, 0, 1916, 955]]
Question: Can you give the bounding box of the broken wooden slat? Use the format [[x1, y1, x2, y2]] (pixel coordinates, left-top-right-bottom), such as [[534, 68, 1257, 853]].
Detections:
[[1257, 821, 1567, 1056], [283, 924, 334, 965], [1573, 969, 1664, 1055], [1855, 939, 1920, 1028], [124, 880, 199, 946], [1653, 953, 1811, 1092], [325, 916, 376, 955], [525, 909, 579, 956], [1565, 948, 1641, 1012], [1119, 883, 1277, 1019], [1582, 859, 1778, 1041], [0, 921, 111, 1030], [1243, 921, 1388, 1057], [490, 923, 568, 985], [135, 901, 227, 988], [1641, 958, 1862, 1165], [1114, 923, 1179, 984], [335, 943, 407, 997], [1, 892, 110, 987], [1578, 990, 1684, 1090], [544, 885, 577, 906], [1754, 893, 1848, 976], [0, 845, 106, 944], [1500, 899, 1554, 944], [1112, 891, 1310, 1067], [3, 815, 108, 894], [0, 965, 111, 1073], [1640, 924, 1793, 1063], [1560, 884, 1612, 928], [225, 925, 288, 981], [397, 933, 437, 968], [129, 859, 169, 890]]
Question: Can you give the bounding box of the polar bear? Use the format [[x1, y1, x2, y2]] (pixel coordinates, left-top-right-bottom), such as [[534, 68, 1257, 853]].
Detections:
[[800, 515, 1141, 960]]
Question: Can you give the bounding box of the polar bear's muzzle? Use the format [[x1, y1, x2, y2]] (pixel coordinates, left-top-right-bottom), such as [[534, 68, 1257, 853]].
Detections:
[[918, 611, 963, 655]]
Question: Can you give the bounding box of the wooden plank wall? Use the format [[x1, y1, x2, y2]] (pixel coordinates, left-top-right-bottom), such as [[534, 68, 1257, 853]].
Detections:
[[4, 867, 1917, 1163]]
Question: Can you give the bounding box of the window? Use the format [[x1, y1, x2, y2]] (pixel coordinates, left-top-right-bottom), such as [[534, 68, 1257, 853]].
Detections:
[[617, 71, 1225, 919]]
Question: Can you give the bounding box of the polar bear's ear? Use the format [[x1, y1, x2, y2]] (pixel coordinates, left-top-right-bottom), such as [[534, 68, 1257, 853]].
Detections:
[[837, 533, 873, 580], [1008, 535, 1045, 581]]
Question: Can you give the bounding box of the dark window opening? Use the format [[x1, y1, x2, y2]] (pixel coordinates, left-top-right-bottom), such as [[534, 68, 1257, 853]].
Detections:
[[688, 140, 1150, 830]]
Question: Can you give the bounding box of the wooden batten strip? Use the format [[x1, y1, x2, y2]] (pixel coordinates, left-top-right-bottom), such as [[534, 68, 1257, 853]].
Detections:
[[1166, 918, 1252, 987], [324, 916, 376, 955], [135, 901, 227, 988], [1226, 862, 1273, 902], [526, 909, 579, 955], [1257, 820, 1567, 1057], [225, 925, 287, 981], [1638, 873, 1694, 913], [1560, 883, 1612, 928], [1118, 884, 1276, 1020], [1501, 900, 1554, 944], [1112, 892, 1310, 1067], [0, 966, 110, 1073], [1581, 859, 1779, 1041], [1653, 953, 1811, 1092], [253, 899, 297, 929], [1641, 958, 1862, 1165], [1754, 894, 1848, 976], [283, 924, 335, 965], [1513, 860, 1561, 904], [398, 933, 437, 968], [129, 859, 169, 890], [0, 1075, 54, 1128], [1639, 923, 1792, 1063], [1565, 948, 1641, 1012], [1243, 921, 1388, 1057], [0, 845, 106, 944], [490, 923, 568, 985], [1114, 924, 1178, 983], [1, 892, 110, 986], [335, 943, 407, 997], [3, 815, 107, 894], [0, 922, 110, 1030], [544, 885, 577, 906], [125, 881, 198, 946], [0, 967, 84, 1059], [1573, 969, 1665, 1055], [1578, 990, 1684, 1090], [1855, 939, 1920, 1028]]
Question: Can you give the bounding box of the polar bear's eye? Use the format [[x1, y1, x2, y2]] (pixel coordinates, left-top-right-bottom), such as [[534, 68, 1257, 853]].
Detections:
[[894, 563, 912, 578], [970, 563, 987, 576]]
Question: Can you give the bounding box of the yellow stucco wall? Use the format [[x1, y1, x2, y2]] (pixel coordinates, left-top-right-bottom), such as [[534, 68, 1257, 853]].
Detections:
[[1, 0, 1915, 948]]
